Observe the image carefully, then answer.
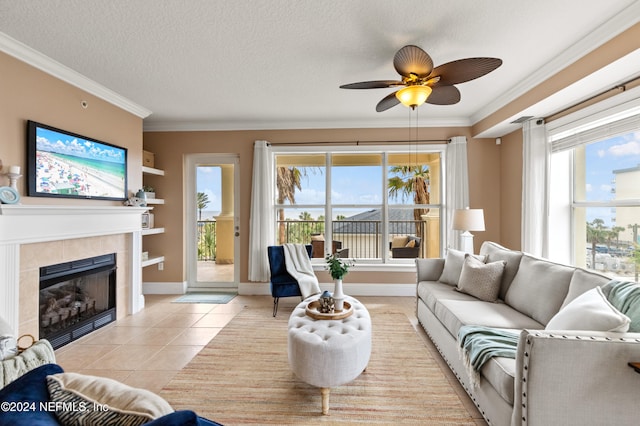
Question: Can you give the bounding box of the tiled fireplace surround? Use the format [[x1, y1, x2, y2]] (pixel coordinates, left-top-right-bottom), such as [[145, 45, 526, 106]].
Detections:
[[0, 205, 148, 337]]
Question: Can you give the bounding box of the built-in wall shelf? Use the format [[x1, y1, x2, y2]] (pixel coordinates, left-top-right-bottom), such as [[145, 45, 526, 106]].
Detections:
[[142, 166, 165, 176], [142, 255, 165, 268], [142, 227, 165, 236], [142, 151, 165, 275]]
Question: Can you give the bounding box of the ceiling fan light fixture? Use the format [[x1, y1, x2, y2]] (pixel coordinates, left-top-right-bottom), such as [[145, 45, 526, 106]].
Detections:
[[396, 85, 432, 109]]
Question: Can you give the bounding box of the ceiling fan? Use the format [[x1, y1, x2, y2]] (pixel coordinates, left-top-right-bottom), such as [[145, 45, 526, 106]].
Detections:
[[340, 45, 502, 112]]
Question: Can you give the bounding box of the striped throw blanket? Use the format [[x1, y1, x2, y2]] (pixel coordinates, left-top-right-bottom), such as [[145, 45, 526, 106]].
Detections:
[[457, 325, 519, 387]]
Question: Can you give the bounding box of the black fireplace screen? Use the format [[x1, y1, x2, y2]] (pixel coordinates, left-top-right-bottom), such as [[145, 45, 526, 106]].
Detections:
[[39, 253, 116, 349]]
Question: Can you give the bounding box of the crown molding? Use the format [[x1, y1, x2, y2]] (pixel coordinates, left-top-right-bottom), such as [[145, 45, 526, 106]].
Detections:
[[142, 116, 471, 132], [470, 2, 640, 125], [0, 31, 152, 119]]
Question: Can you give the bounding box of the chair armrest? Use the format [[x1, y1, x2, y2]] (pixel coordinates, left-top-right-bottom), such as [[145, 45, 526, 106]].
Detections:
[[415, 258, 444, 282], [513, 329, 640, 426]]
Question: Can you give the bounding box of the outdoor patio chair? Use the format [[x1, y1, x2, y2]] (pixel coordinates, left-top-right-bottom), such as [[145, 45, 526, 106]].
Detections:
[[390, 236, 421, 258], [310, 237, 343, 258], [267, 244, 313, 317]]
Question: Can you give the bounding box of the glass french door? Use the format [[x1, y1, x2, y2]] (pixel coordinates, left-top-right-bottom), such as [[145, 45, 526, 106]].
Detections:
[[185, 154, 239, 290]]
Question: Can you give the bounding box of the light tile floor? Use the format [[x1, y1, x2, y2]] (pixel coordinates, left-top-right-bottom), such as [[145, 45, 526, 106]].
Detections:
[[54, 294, 486, 425]]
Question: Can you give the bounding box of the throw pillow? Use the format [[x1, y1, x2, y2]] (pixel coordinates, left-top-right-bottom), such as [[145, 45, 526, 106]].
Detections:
[[391, 236, 409, 248], [405, 239, 416, 248], [545, 287, 630, 332], [46, 372, 174, 425], [504, 255, 574, 325], [438, 248, 485, 286], [456, 255, 506, 302]]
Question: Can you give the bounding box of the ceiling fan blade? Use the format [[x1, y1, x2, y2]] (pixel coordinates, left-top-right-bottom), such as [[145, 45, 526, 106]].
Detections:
[[376, 91, 401, 112], [426, 85, 461, 105], [431, 57, 502, 86], [393, 45, 433, 78], [340, 80, 403, 89]]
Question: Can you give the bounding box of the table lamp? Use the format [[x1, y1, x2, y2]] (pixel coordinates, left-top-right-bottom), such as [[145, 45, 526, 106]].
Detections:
[[452, 208, 485, 253]]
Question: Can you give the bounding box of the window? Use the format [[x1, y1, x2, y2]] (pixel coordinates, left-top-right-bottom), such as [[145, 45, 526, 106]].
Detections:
[[550, 109, 640, 279], [273, 147, 444, 262]]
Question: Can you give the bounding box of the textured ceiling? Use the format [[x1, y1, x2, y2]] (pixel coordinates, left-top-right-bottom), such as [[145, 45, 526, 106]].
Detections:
[[0, 0, 638, 133]]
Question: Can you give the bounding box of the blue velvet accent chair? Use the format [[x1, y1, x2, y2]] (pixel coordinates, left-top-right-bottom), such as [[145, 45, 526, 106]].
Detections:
[[268, 244, 312, 317]]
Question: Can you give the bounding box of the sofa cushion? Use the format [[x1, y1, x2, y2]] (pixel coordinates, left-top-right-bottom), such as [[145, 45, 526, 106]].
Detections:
[[561, 268, 611, 309], [479, 241, 523, 300], [438, 248, 485, 286], [391, 236, 409, 248], [46, 372, 174, 425], [417, 281, 480, 312], [416, 258, 445, 282], [480, 356, 516, 405], [0, 363, 63, 425], [456, 255, 506, 302], [546, 287, 630, 332], [434, 299, 543, 338], [504, 254, 574, 325]]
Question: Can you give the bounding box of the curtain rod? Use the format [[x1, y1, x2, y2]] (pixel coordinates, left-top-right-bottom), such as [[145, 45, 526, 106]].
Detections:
[[545, 74, 640, 122], [267, 139, 449, 146]]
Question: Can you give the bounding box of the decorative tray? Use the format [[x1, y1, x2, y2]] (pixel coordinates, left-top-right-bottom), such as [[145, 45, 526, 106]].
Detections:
[[305, 300, 353, 320]]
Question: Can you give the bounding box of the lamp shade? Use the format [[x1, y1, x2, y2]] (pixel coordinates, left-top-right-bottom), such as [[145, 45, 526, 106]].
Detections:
[[452, 209, 485, 232], [396, 85, 432, 108]]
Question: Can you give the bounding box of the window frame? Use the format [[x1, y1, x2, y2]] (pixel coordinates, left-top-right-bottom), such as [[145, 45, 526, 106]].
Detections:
[[548, 95, 640, 269], [271, 144, 447, 268]]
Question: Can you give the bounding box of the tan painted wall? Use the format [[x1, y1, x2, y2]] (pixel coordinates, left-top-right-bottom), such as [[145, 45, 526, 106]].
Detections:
[[0, 51, 143, 203], [498, 130, 523, 250], [143, 128, 501, 285]]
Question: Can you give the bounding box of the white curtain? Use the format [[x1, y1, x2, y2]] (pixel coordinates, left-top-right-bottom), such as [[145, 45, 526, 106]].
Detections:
[[248, 140, 275, 281], [445, 136, 469, 250], [521, 119, 550, 257]]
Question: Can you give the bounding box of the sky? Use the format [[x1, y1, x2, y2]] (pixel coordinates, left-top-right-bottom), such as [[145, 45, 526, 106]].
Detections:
[[585, 131, 640, 201], [36, 127, 125, 164], [197, 166, 221, 219], [584, 130, 640, 227]]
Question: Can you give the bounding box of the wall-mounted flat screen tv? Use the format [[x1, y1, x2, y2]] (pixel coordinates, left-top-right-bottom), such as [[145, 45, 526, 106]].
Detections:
[[27, 121, 128, 201]]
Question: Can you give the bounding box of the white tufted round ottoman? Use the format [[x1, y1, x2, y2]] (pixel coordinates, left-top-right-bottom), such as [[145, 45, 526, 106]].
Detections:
[[287, 295, 372, 415]]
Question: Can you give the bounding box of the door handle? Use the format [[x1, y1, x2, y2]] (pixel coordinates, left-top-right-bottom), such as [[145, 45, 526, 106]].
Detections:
[[235, 232, 240, 237]]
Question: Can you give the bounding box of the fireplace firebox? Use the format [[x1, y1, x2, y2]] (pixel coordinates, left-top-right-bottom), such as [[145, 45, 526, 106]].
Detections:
[[39, 253, 116, 349]]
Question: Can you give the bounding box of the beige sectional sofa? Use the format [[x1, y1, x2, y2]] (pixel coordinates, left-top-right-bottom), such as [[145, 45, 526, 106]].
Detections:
[[416, 241, 640, 426]]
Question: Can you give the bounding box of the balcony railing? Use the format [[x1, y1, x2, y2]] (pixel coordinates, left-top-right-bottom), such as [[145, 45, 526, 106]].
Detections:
[[197, 220, 217, 261], [276, 219, 426, 258]]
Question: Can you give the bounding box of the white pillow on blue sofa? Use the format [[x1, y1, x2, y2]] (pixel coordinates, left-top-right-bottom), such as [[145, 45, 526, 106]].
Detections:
[[545, 287, 630, 332], [46, 372, 174, 425]]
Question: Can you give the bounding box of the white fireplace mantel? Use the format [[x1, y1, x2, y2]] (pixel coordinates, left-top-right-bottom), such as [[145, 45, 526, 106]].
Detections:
[[0, 204, 148, 333]]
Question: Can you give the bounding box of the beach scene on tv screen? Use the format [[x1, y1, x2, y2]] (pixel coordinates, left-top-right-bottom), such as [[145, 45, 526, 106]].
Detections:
[[35, 127, 126, 198]]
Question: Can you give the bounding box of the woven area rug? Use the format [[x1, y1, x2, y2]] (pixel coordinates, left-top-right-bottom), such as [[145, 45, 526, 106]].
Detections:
[[160, 304, 475, 425], [172, 292, 237, 304]]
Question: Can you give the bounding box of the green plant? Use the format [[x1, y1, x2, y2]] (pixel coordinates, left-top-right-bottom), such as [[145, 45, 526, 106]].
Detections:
[[142, 185, 155, 192], [325, 253, 353, 280]]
